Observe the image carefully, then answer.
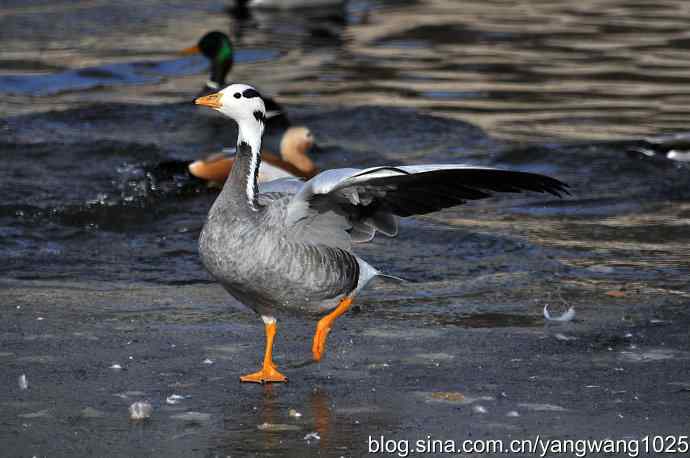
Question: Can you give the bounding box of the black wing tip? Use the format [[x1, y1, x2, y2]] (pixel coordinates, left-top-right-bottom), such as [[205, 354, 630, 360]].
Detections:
[[504, 170, 570, 198], [539, 176, 571, 198]]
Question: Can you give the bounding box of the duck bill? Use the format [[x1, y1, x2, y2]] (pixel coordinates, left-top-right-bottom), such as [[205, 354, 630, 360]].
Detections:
[[194, 92, 223, 109], [180, 45, 200, 55]]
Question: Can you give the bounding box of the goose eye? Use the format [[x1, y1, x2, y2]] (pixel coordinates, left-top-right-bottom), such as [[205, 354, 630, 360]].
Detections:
[[234, 92, 241, 99]]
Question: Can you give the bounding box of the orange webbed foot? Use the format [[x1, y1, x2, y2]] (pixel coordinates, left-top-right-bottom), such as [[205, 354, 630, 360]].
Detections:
[[240, 365, 288, 384], [240, 319, 287, 383]]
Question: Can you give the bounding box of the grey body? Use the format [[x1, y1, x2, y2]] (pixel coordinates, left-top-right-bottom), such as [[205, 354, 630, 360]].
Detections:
[[199, 145, 362, 317], [196, 83, 569, 320]]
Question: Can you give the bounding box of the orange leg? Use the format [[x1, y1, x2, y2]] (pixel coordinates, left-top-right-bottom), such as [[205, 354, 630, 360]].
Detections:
[[312, 297, 353, 361], [240, 318, 288, 383]]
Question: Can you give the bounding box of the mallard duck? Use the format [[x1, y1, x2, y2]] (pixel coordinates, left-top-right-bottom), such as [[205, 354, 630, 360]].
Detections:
[[188, 126, 317, 184]]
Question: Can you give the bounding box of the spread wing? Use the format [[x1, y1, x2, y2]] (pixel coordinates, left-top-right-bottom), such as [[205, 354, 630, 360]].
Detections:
[[278, 165, 569, 250], [258, 177, 305, 194]]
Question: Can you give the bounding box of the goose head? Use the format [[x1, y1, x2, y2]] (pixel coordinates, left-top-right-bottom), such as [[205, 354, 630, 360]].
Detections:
[[195, 83, 266, 128]]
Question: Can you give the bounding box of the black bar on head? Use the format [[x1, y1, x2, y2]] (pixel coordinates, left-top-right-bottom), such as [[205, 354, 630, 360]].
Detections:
[[243, 88, 261, 99]]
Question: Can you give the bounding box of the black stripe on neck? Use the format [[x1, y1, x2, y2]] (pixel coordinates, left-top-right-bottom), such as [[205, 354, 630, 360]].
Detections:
[[253, 110, 266, 123], [237, 141, 252, 155], [238, 141, 260, 208]]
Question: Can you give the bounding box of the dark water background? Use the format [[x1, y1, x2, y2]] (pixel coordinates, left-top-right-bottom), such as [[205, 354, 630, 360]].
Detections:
[[2, 1, 690, 457], [2, 0, 690, 287]]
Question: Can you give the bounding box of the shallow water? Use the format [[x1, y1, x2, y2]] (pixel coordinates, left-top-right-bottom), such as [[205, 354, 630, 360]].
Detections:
[[2, 0, 690, 457], [5, 0, 690, 141]]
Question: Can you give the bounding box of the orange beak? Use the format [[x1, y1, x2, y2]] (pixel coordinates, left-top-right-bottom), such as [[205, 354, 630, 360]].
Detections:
[[180, 45, 200, 55], [194, 92, 223, 109]]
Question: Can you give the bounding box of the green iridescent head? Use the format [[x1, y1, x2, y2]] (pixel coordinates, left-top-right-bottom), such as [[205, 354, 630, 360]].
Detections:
[[190, 31, 235, 88], [197, 31, 234, 65]]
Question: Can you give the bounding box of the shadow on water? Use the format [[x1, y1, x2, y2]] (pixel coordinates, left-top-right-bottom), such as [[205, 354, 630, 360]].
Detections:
[[212, 385, 347, 456], [203, 381, 401, 457]]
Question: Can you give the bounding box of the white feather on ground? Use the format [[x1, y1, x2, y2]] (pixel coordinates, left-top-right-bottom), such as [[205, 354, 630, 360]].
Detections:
[[543, 305, 576, 322]]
